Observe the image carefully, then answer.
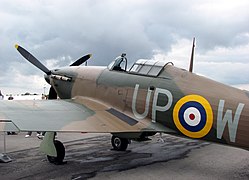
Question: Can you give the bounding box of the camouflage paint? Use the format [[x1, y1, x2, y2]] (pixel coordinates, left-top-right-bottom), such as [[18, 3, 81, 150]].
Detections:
[[1, 59, 249, 151]]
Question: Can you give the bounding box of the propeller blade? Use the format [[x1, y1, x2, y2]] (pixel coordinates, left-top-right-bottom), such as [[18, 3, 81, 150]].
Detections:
[[70, 54, 92, 66], [48, 86, 57, 99], [15, 44, 51, 75]]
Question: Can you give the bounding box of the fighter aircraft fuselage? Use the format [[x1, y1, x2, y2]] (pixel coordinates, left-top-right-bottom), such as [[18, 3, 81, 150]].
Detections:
[[51, 64, 249, 151]]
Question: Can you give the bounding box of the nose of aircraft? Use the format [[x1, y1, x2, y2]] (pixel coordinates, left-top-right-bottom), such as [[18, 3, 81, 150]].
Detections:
[[15, 44, 92, 100]]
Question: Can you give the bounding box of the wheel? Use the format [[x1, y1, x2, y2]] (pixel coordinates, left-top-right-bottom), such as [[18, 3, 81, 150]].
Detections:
[[111, 136, 129, 151], [47, 140, 65, 165]]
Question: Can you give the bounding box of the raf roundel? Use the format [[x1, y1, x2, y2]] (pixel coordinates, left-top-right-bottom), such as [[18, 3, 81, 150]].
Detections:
[[173, 95, 213, 138]]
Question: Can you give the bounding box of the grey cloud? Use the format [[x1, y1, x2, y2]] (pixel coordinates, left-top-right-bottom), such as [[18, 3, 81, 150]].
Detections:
[[0, 0, 249, 93]]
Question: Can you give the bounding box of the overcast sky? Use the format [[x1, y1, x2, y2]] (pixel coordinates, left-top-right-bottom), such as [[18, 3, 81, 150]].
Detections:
[[0, 0, 249, 95]]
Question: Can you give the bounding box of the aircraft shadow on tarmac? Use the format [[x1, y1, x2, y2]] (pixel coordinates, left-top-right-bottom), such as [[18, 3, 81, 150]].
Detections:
[[0, 134, 209, 179]]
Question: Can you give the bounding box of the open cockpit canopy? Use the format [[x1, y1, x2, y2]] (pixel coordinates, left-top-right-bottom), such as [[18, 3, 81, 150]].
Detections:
[[108, 54, 173, 77]]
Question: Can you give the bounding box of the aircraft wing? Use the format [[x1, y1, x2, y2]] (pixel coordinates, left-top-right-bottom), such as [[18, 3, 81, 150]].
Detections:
[[0, 97, 173, 133]]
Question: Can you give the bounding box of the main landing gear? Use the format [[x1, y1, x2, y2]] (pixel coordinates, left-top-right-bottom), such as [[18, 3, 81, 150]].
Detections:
[[110, 132, 156, 151], [44, 135, 129, 165], [47, 140, 65, 165], [41, 133, 132, 165], [111, 135, 129, 151], [40, 132, 66, 165]]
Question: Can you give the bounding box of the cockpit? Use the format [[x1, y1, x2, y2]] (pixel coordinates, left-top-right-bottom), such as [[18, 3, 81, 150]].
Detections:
[[108, 53, 171, 77]]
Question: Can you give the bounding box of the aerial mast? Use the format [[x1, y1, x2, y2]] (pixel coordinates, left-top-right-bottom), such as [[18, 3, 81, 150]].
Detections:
[[189, 37, 195, 73]]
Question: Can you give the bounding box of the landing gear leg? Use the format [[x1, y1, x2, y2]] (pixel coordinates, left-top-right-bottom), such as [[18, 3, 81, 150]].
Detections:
[[40, 132, 65, 165], [47, 140, 65, 165], [111, 135, 129, 151]]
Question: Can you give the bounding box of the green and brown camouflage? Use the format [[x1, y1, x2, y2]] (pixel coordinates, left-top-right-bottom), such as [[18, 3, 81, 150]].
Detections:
[[49, 59, 249, 151], [0, 44, 248, 164]]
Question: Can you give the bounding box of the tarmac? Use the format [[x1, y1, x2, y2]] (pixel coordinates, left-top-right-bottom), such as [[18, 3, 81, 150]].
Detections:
[[0, 132, 248, 180]]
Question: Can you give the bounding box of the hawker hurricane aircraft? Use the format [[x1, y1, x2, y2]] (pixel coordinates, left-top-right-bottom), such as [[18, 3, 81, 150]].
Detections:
[[0, 40, 248, 165]]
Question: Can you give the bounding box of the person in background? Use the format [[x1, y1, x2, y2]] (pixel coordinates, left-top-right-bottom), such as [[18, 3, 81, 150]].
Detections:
[[8, 94, 14, 100], [6, 94, 17, 135], [0, 90, 4, 100], [25, 131, 44, 139]]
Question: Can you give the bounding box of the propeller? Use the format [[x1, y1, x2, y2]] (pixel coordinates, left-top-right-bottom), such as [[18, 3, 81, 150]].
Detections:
[[15, 45, 51, 75], [15, 44, 91, 99], [70, 54, 92, 66], [48, 84, 57, 99]]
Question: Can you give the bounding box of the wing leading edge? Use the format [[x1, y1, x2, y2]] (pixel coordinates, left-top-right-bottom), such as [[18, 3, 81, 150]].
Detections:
[[0, 97, 173, 133]]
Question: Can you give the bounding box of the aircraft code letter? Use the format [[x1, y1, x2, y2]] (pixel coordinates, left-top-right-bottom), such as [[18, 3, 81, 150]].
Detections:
[[132, 84, 152, 120], [217, 100, 244, 142], [152, 88, 173, 123]]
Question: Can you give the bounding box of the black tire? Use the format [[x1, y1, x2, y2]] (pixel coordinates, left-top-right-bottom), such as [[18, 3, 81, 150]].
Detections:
[[47, 140, 65, 165], [111, 136, 129, 151]]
